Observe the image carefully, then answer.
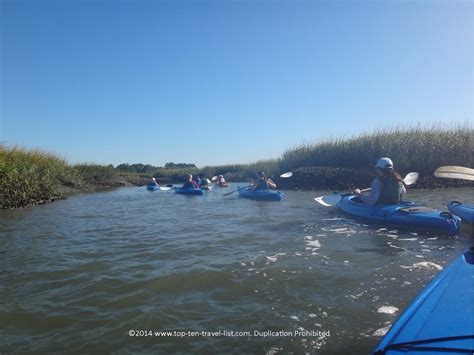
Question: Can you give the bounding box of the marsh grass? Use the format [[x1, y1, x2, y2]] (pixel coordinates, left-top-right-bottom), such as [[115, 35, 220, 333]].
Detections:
[[0, 146, 121, 208], [2, 125, 472, 207], [279, 125, 473, 174], [73, 164, 117, 185], [0, 145, 78, 208], [198, 159, 279, 181]]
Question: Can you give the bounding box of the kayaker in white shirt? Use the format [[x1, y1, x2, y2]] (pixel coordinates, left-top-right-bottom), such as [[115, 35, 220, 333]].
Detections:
[[354, 157, 406, 205]]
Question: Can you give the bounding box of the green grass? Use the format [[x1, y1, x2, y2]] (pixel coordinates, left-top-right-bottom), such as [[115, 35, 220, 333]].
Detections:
[[2, 125, 472, 208], [279, 125, 474, 174], [73, 164, 117, 185], [198, 159, 279, 181], [0, 145, 79, 208], [0, 146, 120, 208]]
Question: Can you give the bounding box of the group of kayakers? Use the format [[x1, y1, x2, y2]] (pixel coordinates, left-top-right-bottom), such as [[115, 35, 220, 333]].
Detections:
[[147, 156, 412, 205], [147, 171, 280, 192]]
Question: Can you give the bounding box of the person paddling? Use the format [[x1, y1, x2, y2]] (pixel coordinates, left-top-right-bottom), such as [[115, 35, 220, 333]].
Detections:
[[354, 157, 406, 205], [216, 175, 227, 186], [252, 171, 277, 191], [199, 174, 211, 187], [148, 177, 159, 187], [182, 174, 200, 189]]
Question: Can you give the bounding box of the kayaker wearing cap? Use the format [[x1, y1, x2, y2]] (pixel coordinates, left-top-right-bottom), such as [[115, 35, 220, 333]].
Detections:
[[216, 175, 227, 186], [252, 171, 277, 191], [148, 177, 159, 187], [182, 174, 200, 189], [354, 157, 406, 205]]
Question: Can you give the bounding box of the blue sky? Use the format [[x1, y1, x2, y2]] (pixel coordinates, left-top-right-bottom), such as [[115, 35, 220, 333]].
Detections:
[[1, 0, 473, 167]]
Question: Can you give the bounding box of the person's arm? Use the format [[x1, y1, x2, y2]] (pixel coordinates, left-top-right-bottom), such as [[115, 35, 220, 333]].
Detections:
[[356, 179, 382, 205], [250, 179, 257, 191], [266, 178, 277, 189]]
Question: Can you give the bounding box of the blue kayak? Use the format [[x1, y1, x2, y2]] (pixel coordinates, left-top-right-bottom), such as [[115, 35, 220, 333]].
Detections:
[[337, 195, 460, 235], [374, 248, 474, 354], [174, 187, 204, 196], [238, 188, 283, 201], [146, 185, 159, 191], [448, 201, 474, 224]]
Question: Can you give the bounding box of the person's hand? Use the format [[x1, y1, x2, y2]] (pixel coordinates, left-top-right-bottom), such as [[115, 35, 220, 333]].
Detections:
[[354, 188, 361, 194]]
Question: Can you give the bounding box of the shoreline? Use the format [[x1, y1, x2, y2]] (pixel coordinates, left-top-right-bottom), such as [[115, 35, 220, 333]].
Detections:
[[8, 167, 473, 210]]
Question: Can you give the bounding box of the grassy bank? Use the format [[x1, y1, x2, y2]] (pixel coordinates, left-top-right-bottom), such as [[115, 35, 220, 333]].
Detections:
[[0, 145, 147, 208], [1, 145, 74, 208], [279, 125, 473, 175], [2, 125, 472, 208]]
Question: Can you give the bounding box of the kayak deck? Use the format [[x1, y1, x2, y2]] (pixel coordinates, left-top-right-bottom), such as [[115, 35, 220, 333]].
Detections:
[[174, 188, 204, 196], [238, 188, 283, 201], [448, 201, 474, 224], [337, 195, 460, 235], [374, 248, 474, 354]]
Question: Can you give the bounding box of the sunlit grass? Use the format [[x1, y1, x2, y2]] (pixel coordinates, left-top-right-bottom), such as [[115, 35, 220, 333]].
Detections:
[[2, 124, 472, 207], [0, 144, 77, 208], [279, 124, 474, 174], [0, 146, 119, 208]]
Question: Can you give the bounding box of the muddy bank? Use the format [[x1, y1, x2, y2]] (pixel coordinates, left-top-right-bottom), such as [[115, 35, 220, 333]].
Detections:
[[2, 175, 157, 209], [273, 166, 474, 191]]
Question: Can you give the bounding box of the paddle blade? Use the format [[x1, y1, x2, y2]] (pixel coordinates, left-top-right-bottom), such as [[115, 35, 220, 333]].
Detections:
[[280, 172, 293, 178], [211, 176, 218, 181], [435, 166, 474, 181], [314, 194, 342, 207], [159, 187, 173, 191], [403, 172, 419, 186]]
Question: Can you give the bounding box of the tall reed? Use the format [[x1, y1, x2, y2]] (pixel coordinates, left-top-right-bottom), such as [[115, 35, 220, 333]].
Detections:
[[279, 125, 473, 174], [0, 145, 76, 208]]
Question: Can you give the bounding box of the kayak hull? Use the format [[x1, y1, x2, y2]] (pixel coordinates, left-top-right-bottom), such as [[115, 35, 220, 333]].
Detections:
[[146, 185, 159, 191], [337, 195, 460, 235], [174, 188, 204, 196], [373, 248, 474, 354], [448, 201, 474, 224], [238, 188, 283, 201]]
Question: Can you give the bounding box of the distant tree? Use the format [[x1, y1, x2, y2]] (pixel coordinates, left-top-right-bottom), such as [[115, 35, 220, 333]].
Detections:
[[115, 163, 160, 174], [165, 162, 196, 169]]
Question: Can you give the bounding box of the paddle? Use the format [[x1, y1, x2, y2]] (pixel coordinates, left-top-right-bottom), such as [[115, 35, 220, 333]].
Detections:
[[434, 166, 474, 181], [223, 185, 251, 196], [223, 171, 293, 196], [159, 186, 174, 191], [314, 172, 419, 207], [211, 176, 218, 181]]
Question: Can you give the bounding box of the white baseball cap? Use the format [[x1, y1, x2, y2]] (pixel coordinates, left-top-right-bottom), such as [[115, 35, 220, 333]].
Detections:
[[375, 157, 394, 169]]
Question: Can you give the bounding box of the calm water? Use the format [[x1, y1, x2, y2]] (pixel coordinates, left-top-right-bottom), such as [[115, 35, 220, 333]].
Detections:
[[1, 185, 473, 354]]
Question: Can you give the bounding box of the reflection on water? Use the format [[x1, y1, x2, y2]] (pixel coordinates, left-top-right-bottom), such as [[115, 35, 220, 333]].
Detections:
[[0, 186, 472, 353]]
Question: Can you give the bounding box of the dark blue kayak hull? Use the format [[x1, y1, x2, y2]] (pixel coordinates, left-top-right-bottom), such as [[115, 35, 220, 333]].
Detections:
[[337, 195, 460, 235], [146, 185, 159, 191], [174, 188, 204, 196], [238, 188, 283, 201], [448, 201, 474, 224], [374, 248, 474, 354]]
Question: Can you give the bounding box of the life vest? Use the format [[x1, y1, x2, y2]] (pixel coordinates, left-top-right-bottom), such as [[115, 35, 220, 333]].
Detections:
[[182, 181, 195, 189], [377, 176, 404, 204], [254, 178, 269, 190]]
